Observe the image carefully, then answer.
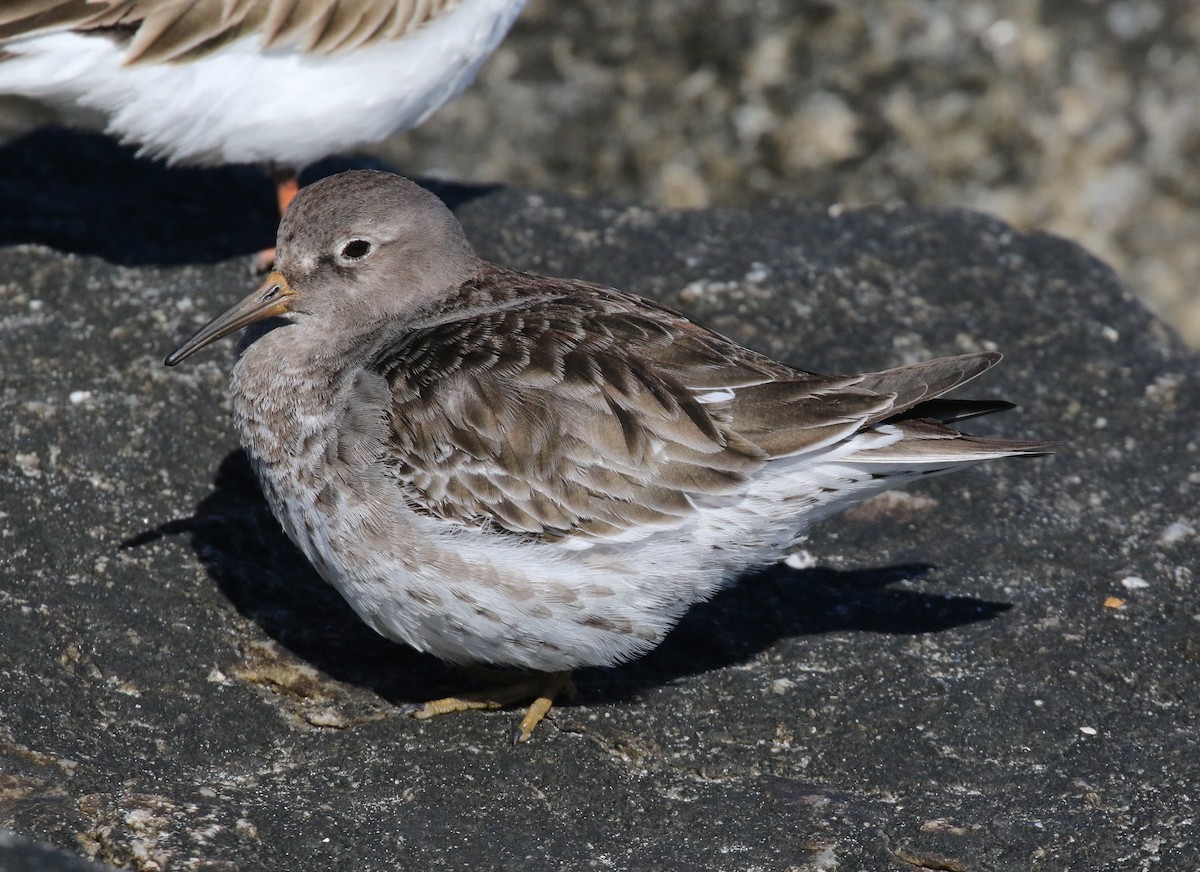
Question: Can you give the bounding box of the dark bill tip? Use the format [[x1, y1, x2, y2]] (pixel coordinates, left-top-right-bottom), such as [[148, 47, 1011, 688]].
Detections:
[[164, 272, 294, 367]]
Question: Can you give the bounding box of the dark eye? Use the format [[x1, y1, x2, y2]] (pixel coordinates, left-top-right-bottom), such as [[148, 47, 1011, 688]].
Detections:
[[339, 239, 372, 260]]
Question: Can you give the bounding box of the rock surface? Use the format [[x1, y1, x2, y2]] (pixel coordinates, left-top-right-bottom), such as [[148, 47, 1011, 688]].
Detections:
[[1, 135, 1198, 870]]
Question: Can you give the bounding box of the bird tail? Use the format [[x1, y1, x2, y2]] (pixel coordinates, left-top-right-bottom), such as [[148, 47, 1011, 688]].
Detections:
[[843, 352, 1053, 468]]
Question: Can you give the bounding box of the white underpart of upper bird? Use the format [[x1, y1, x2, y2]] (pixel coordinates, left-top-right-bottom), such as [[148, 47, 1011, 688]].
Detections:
[[0, 0, 527, 166]]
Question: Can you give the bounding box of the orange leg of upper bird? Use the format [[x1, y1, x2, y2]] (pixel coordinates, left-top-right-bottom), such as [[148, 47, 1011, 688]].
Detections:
[[275, 171, 300, 215], [254, 167, 300, 272]]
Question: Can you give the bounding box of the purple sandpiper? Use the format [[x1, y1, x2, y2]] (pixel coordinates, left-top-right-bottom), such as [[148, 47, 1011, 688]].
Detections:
[[166, 170, 1049, 742]]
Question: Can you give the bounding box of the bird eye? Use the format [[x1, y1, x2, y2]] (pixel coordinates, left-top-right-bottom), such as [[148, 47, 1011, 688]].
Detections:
[[339, 239, 372, 261]]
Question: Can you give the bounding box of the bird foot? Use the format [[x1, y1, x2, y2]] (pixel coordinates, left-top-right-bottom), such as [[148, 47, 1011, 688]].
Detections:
[[410, 669, 575, 744]]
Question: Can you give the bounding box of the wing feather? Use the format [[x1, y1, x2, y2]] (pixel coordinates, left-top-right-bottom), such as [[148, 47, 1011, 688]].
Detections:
[[371, 272, 786, 542], [361, 267, 1046, 544], [0, 0, 460, 63]]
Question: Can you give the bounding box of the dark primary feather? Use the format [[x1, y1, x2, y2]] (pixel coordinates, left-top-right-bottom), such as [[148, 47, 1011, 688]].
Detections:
[[856, 353, 1000, 424], [365, 265, 1046, 543]]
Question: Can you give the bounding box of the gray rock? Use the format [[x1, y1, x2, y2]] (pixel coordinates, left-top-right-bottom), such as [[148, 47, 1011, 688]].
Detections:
[[1, 138, 1197, 870]]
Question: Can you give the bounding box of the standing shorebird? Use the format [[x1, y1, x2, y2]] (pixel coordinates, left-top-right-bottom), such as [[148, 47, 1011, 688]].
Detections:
[[0, 0, 528, 257], [166, 170, 1049, 742]]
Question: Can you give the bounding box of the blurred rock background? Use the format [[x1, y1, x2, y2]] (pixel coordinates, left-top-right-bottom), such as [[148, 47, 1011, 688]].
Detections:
[[375, 0, 1200, 345]]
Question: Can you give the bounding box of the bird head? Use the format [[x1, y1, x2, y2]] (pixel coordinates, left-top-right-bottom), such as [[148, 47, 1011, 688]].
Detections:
[[165, 170, 480, 366]]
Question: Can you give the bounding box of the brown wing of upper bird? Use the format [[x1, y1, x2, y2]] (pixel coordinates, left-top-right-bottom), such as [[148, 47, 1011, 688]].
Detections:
[[0, 0, 460, 64]]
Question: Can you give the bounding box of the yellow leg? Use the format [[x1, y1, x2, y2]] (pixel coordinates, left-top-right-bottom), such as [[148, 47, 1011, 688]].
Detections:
[[411, 670, 575, 744]]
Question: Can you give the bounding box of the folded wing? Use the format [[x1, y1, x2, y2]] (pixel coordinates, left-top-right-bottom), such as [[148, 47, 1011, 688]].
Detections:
[[367, 269, 1048, 544]]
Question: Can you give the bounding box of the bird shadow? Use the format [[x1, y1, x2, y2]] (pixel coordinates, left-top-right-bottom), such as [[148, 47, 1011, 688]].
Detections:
[[0, 127, 497, 266], [123, 450, 1011, 708]]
